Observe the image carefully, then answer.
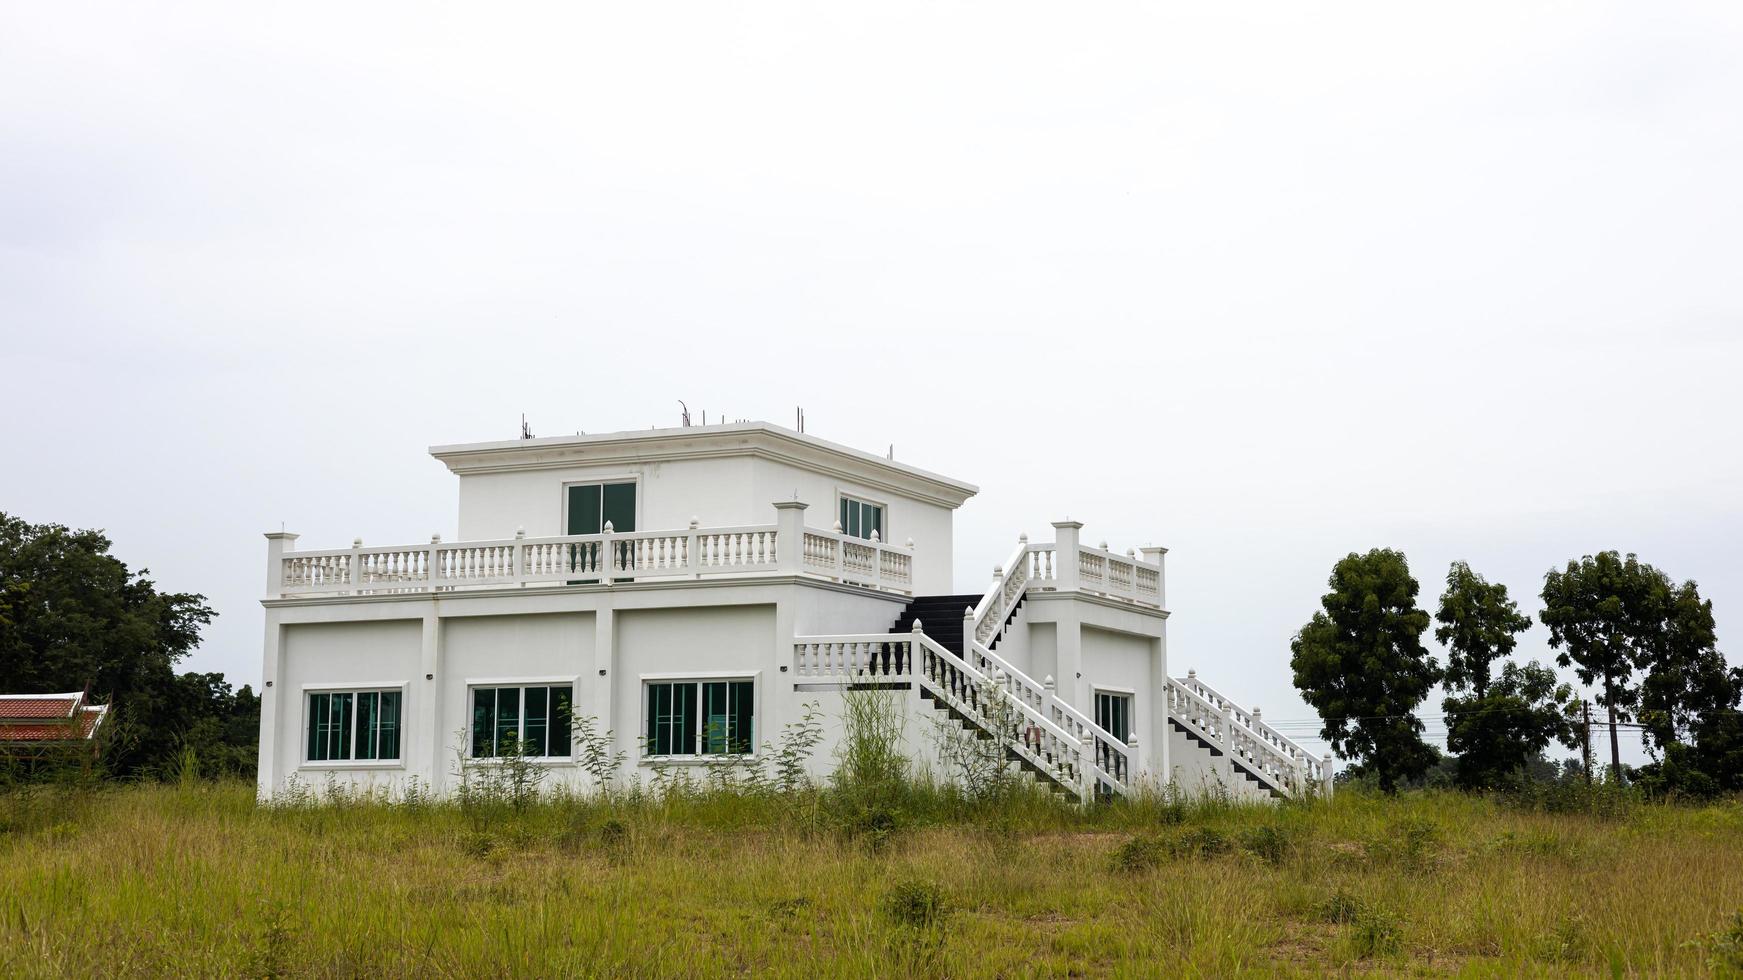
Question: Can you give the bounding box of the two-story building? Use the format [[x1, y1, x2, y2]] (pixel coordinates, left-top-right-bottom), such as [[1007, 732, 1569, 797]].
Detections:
[[257, 421, 1329, 802]]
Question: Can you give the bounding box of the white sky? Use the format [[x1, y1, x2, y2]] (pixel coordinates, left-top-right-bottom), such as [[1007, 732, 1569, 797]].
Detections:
[[4, 2, 1740, 763]]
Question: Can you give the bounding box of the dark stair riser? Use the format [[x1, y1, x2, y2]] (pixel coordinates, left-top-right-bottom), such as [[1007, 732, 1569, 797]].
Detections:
[[1168, 719, 1285, 799]]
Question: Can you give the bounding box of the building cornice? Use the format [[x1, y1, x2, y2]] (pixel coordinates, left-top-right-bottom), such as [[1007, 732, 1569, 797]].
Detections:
[[428, 422, 979, 509]]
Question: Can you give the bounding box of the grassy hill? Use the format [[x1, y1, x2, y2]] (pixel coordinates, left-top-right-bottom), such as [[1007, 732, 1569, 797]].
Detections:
[[2, 781, 1741, 976]]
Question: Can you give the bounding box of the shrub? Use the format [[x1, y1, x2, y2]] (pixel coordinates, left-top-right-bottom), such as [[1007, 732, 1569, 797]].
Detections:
[[1319, 889, 1366, 925], [1167, 826, 1230, 859], [1110, 835, 1166, 873], [883, 879, 948, 929], [1238, 823, 1293, 865], [1349, 905, 1403, 958], [1701, 911, 1743, 972]]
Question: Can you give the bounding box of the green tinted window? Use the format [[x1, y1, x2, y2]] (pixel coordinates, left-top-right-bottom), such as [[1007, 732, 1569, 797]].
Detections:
[[648, 680, 752, 756]]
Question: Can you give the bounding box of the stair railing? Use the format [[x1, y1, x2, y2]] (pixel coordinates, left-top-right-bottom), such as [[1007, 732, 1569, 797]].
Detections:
[[1173, 672, 1326, 795], [965, 541, 1135, 794], [907, 624, 1101, 801], [969, 537, 1034, 647]]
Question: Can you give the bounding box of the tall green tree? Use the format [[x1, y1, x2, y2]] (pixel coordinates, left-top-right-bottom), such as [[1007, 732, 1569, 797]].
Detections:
[[1634, 578, 1742, 795], [1540, 551, 1665, 782], [0, 512, 235, 776], [1434, 561, 1571, 788], [1444, 661, 1576, 790], [1435, 561, 1532, 700], [1291, 548, 1442, 793]]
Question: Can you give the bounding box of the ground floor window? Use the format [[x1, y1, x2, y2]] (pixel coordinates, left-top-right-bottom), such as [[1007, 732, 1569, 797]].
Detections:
[[1094, 690, 1132, 742], [471, 685, 573, 758], [307, 689, 402, 762], [645, 679, 754, 756]]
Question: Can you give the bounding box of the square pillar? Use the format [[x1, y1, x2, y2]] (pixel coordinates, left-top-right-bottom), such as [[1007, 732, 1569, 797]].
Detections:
[[773, 501, 808, 574], [1052, 521, 1082, 592]]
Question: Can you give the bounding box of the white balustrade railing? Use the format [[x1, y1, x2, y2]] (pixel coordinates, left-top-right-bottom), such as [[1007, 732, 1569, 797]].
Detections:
[[791, 622, 1121, 801], [1170, 671, 1328, 796], [791, 635, 917, 681], [799, 529, 912, 593], [273, 518, 913, 598], [1076, 543, 1162, 606]]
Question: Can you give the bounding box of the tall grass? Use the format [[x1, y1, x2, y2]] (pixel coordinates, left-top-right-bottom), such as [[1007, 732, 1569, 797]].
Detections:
[[1, 780, 1741, 976]]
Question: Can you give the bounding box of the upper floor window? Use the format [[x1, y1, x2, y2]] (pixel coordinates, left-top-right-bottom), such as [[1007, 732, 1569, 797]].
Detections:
[[307, 689, 402, 763], [838, 495, 885, 541], [567, 481, 636, 535], [645, 679, 754, 756], [471, 684, 573, 759]]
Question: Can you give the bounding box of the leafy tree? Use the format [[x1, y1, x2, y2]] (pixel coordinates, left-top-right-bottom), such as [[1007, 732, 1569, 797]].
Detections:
[[1435, 561, 1532, 700], [0, 512, 246, 777], [1444, 661, 1576, 790], [1433, 562, 1572, 789], [1634, 578, 1743, 796], [1291, 548, 1442, 793], [1539, 551, 1662, 782]]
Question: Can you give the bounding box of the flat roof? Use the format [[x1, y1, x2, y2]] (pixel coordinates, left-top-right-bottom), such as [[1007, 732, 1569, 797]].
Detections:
[[429, 421, 979, 508]]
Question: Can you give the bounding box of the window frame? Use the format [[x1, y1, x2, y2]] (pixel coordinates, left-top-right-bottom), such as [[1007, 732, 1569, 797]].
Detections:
[[640, 673, 760, 762], [300, 682, 408, 769], [836, 492, 889, 542], [1093, 687, 1135, 743], [465, 678, 578, 763], [559, 476, 642, 536]]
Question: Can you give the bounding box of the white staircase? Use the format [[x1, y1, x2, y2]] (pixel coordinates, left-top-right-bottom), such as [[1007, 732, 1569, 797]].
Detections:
[[792, 531, 1331, 802]]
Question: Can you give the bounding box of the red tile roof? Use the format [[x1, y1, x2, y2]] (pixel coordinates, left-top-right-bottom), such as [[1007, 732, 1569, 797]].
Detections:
[[0, 695, 80, 720], [0, 694, 107, 743]]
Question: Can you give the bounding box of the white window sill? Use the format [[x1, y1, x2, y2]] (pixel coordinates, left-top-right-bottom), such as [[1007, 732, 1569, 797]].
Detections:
[[299, 761, 406, 771], [463, 757, 577, 768], [639, 755, 759, 767]]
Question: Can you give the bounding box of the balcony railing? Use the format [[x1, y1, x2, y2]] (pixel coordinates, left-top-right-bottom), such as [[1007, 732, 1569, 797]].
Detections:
[[266, 504, 915, 599]]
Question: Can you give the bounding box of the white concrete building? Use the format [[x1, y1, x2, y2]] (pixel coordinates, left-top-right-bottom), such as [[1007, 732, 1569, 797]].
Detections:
[[257, 421, 1329, 802]]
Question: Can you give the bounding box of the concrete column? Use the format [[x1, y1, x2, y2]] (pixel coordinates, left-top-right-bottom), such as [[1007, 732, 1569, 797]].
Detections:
[[1139, 545, 1168, 609], [1149, 634, 1169, 785], [264, 531, 297, 598], [773, 501, 808, 575], [769, 584, 797, 759], [593, 604, 617, 759], [1055, 607, 1084, 713], [1052, 521, 1082, 592], [418, 607, 442, 792], [256, 614, 283, 800], [256, 531, 297, 800]]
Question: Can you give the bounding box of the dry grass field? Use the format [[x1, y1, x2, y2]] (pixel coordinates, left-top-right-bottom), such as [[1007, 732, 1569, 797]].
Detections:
[[2, 780, 1742, 977]]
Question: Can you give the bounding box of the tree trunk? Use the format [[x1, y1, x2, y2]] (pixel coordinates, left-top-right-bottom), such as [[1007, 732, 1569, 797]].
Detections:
[[1604, 676, 1622, 783]]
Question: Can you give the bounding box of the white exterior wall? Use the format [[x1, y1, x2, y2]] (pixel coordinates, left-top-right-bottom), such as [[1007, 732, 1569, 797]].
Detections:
[[748, 460, 956, 595], [455, 456, 760, 541], [277, 620, 422, 795]]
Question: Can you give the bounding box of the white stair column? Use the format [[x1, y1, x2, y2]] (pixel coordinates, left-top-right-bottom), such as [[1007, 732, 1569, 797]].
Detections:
[[1139, 545, 1168, 608], [772, 501, 808, 575], [1052, 521, 1083, 592]]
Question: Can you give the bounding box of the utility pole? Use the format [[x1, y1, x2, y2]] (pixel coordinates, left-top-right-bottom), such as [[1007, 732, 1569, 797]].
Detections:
[[1604, 676, 1623, 784], [1580, 699, 1593, 786]]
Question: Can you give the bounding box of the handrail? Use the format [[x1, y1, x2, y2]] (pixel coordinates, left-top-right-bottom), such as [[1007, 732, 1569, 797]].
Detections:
[[788, 625, 1112, 801], [909, 631, 1101, 801], [272, 517, 916, 598], [1171, 673, 1326, 791]]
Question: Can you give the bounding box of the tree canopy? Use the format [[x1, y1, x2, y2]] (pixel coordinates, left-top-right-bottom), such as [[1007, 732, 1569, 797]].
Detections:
[[0, 512, 255, 778], [1291, 548, 1442, 793], [1435, 561, 1532, 700]]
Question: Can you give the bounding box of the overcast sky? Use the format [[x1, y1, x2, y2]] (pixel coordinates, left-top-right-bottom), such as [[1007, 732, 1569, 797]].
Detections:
[[4, 3, 1739, 763]]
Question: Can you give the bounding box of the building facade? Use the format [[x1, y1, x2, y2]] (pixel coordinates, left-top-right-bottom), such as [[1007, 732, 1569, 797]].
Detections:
[[257, 422, 1328, 802]]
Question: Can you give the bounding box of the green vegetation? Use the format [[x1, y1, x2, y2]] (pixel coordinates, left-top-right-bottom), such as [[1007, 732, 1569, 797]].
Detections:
[[0, 512, 257, 779], [3, 780, 1743, 976], [1290, 548, 1443, 791]]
